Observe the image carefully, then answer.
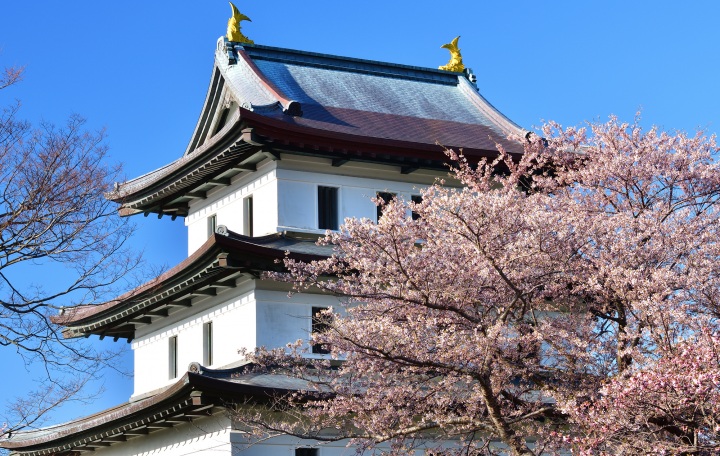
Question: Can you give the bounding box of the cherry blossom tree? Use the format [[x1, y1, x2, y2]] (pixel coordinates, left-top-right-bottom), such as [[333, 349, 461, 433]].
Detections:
[[240, 117, 720, 456], [0, 67, 140, 437]]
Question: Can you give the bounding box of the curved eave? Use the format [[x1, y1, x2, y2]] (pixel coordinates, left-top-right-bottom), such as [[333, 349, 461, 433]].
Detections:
[[108, 113, 264, 218], [111, 107, 524, 218], [0, 369, 301, 456], [240, 107, 524, 165], [53, 232, 327, 341]]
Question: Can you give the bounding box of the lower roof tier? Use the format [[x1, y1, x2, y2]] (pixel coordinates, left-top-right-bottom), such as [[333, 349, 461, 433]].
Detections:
[[0, 362, 317, 455], [52, 229, 331, 341]]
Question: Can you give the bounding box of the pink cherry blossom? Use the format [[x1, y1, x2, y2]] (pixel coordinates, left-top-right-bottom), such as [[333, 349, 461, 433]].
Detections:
[[242, 117, 720, 456]]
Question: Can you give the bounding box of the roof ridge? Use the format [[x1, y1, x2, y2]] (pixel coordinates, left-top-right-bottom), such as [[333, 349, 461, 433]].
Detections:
[[242, 42, 462, 85]]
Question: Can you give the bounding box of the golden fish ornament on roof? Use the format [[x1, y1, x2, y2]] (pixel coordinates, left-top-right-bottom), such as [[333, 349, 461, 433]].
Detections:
[[227, 2, 254, 44], [438, 36, 465, 72]]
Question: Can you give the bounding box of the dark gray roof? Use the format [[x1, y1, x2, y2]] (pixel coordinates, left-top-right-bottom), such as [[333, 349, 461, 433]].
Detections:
[[248, 46, 517, 138], [211, 42, 525, 154], [52, 230, 333, 340], [109, 39, 526, 218], [0, 362, 320, 455]]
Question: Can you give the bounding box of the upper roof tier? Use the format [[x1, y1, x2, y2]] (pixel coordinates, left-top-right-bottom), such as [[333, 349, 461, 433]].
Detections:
[[108, 39, 527, 218]]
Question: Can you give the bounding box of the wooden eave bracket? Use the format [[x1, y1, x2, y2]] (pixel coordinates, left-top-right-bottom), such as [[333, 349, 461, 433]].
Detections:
[[241, 127, 264, 146]]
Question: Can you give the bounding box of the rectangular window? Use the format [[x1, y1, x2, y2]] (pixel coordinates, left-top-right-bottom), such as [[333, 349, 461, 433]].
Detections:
[[296, 449, 318, 456], [411, 195, 423, 220], [207, 214, 217, 238], [168, 336, 178, 379], [311, 307, 331, 354], [318, 186, 338, 230], [243, 196, 253, 237], [203, 322, 213, 366], [376, 191, 396, 222]]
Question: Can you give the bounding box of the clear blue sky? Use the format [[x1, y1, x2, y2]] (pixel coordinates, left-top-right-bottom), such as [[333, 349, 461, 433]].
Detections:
[[1, 0, 719, 426]]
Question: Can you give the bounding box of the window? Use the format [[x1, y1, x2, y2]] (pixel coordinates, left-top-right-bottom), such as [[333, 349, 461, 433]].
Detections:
[[376, 191, 396, 222], [168, 336, 178, 379], [207, 214, 217, 238], [411, 194, 423, 220], [243, 196, 253, 237], [203, 322, 213, 366], [296, 449, 318, 456], [311, 307, 331, 354], [318, 186, 338, 230]]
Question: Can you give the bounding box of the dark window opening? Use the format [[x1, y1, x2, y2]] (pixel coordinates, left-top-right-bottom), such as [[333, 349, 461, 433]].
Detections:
[[203, 322, 213, 366], [207, 214, 217, 238], [311, 307, 331, 354], [168, 336, 178, 379], [243, 196, 253, 237], [296, 449, 318, 456], [376, 191, 396, 221], [318, 186, 339, 230], [411, 195, 423, 220]]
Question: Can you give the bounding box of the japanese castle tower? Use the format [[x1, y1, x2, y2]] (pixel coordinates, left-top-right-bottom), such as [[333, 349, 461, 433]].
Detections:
[[2, 7, 525, 456]]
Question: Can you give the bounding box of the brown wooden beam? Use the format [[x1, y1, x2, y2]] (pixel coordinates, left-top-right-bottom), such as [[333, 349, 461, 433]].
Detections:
[[208, 178, 231, 186], [102, 435, 127, 443], [147, 422, 175, 429], [191, 288, 216, 297], [232, 163, 256, 171], [214, 279, 237, 288], [148, 308, 169, 317], [164, 416, 193, 423]]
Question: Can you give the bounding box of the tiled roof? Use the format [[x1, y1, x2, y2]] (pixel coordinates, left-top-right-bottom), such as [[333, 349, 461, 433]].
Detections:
[[52, 230, 332, 340], [232, 43, 524, 153], [109, 39, 526, 216], [0, 363, 316, 455]]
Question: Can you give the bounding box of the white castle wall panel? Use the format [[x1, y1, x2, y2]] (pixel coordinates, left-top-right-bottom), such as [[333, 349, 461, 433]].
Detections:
[[277, 179, 317, 230], [91, 416, 231, 456], [186, 164, 279, 254], [132, 288, 257, 397], [254, 289, 341, 353], [229, 433, 424, 456]]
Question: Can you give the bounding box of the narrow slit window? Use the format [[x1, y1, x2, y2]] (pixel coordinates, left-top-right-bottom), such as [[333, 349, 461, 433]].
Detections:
[[376, 191, 396, 222], [203, 322, 213, 366], [318, 186, 338, 230], [243, 196, 253, 237], [311, 307, 331, 354], [411, 195, 423, 220], [168, 336, 178, 379], [207, 214, 217, 238]]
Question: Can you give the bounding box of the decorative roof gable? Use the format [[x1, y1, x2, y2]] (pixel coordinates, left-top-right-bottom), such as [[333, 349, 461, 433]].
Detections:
[[108, 39, 526, 218]]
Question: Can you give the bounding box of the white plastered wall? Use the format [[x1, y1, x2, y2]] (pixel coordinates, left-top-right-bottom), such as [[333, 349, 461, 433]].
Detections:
[[186, 155, 446, 256], [275, 156, 442, 234], [132, 282, 257, 398], [229, 432, 431, 456], [91, 415, 231, 456], [254, 287, 342, 354], [131, 279, 341, 398], [186, 160, 279, 255]]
